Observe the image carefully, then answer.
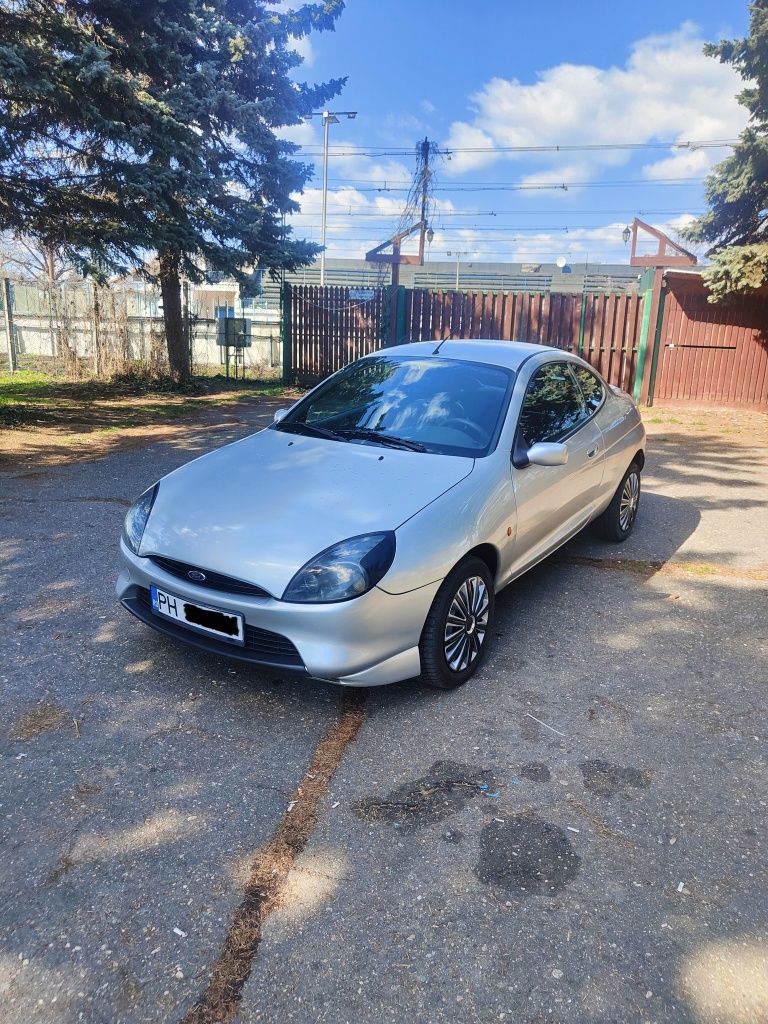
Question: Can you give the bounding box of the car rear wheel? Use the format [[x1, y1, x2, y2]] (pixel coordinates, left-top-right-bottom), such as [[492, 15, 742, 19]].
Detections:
[[419, 556, 495, 690], [594, 461, 641, 541]]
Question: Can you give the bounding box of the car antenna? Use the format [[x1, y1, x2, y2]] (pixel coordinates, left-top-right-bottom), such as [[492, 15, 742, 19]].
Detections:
[[432, 329, 455, 355]]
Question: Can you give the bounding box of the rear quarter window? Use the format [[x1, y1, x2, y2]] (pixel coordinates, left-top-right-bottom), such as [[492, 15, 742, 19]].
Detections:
[[572, 365, 605, 414]]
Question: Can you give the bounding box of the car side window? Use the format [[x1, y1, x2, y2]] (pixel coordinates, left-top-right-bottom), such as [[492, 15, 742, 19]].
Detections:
[[572, 365, 605, 414], [518, 362, 588, 445]]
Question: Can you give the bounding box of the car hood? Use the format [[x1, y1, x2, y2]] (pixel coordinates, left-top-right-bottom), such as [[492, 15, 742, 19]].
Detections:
[[139, 427, 474, 597]]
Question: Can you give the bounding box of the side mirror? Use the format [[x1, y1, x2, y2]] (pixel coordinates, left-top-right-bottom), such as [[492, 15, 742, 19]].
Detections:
[[526, 442, 568, 467], [273, 408, 289, 424]]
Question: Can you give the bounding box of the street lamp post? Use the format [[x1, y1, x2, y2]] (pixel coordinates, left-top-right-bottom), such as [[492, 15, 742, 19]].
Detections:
[[311, 110, 357, 286], [446, 250, 470, 290]]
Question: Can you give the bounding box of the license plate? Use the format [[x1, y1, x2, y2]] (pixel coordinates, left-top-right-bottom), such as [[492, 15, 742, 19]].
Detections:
[[150, 584, 245, 646]]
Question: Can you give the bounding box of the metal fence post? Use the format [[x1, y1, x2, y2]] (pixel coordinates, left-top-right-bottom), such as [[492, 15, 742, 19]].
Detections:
[[2, 278, 16, 372], [281, 282, 292, 383], [645, 284, 667, 408], [92, 283, 102, 377], [395, 286, 407, 344], [577, 291, 588, 356], [182, 279, 192, 373], [632, 279, 654, 403], [636, 268, 665, 405]]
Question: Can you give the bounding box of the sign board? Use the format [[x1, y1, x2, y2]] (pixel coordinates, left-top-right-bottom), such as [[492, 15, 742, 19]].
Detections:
[[348, 288, 376, 302]]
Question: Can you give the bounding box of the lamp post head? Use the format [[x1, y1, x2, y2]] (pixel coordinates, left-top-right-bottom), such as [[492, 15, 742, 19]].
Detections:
[[622, 225, 632, 246]]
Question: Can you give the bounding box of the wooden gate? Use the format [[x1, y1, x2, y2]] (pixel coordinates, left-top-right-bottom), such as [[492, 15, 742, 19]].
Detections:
[[651, 273, 768, 407], [284, 285, 387, 382]]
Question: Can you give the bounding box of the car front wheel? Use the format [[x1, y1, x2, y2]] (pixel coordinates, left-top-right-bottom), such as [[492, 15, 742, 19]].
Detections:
[[419, 556, 495, 690], [594, 461, 641, 541]]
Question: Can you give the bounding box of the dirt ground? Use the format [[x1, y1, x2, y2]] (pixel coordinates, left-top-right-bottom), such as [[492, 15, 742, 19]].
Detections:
[[0, 374, 300, 471]]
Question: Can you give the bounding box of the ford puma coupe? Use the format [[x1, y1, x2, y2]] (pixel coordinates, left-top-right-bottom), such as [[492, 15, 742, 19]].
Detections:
[[117, 341, 645, 688]]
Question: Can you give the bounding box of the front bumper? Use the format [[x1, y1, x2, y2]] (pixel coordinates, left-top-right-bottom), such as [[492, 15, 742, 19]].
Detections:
[[116, 541, 440, 686]]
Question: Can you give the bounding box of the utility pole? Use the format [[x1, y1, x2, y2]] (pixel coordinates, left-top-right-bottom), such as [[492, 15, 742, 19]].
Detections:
[[416, 137, 431, 265], [319, 112, 331, 287], [365, 137, 435, 344], [389, 138, 432, 342], [313, 110, 357, 286], [446, 251, 470, 290]]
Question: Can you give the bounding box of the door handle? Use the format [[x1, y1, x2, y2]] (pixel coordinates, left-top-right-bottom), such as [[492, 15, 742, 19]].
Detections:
[[587, 445, 599, 458]]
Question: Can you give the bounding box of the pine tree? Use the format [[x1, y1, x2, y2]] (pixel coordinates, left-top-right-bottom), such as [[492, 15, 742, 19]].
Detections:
[[683, 2, 768, 301], [0, 1, 345, 378]]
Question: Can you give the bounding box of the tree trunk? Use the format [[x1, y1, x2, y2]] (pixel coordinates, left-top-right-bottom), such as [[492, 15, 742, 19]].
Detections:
[[159, 251, 189, 382]]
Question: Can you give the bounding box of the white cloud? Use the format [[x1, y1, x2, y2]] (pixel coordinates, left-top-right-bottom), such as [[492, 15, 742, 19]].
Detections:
[[443, 23, 748, 177], [642, 146, 718, 180], [277, 120, 317, 147], [289, 34, 314, 67], [442, 123, 498, 173]]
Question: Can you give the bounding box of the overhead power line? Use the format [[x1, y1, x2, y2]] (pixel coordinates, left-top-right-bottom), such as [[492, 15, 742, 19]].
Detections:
[[313, 180, 705, 194], [295, 138, 737, 157], [291, 207, 703, 219], [326, 175, 706, 187]]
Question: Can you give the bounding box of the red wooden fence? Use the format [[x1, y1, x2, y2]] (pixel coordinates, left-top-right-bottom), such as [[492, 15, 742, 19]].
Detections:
[[402, 289, 642, 393], [286, 284, 643, 393], [652, 273, 768, 407], [283, 280, 768, 407], [403, 289, 582, 346]]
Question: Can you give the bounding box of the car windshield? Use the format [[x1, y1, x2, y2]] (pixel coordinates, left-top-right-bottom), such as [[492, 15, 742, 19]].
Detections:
[[275, 355, 514, 457]]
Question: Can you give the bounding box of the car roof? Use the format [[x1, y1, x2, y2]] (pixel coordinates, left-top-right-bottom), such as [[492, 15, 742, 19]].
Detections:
[[383, 340, 567, 371]]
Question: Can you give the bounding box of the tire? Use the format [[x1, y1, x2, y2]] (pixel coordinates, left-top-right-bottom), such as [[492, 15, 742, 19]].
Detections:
[[594, 461, 641, 542], [419, 556, 495, 690]]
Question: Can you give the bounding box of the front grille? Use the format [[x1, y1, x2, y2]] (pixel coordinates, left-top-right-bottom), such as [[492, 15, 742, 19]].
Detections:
[[133, 587, 304, 668], [148, 555, 270, 598]]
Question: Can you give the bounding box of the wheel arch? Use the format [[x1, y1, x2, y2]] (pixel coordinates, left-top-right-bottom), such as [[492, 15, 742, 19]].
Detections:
[[633, 449, 645, 471], [463, 543, 499, 584]]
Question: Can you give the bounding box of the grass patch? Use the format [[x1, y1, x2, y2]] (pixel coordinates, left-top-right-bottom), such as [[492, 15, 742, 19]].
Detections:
[[0, 369, 290, 430]]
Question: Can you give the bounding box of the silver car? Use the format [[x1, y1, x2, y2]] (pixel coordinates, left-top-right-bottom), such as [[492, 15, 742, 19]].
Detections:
[[117, 341, 645, 689]]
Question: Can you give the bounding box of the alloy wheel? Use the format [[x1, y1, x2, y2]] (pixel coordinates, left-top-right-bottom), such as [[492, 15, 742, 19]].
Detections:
[[619, 471, 640, 531], [443, 575, 490, 672]]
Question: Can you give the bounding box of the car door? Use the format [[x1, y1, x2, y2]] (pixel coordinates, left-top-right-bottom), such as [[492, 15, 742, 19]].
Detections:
[[508, 360, 605, 576]]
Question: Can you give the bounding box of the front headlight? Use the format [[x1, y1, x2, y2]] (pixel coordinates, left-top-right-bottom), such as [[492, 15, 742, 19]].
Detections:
[[283, 532, 396, 604], [122, 484, 158, 555]]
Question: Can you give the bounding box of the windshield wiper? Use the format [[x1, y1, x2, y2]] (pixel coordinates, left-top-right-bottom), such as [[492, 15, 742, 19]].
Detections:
[[276, 420, 342, 441], [335, 428, 428, 452]]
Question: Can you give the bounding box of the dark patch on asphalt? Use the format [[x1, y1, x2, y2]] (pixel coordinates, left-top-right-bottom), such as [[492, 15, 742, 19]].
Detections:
[[519, 762, 551, 782], [47, 853, 76, 884], [353, 760, 496, 830], [475, 815, 580, 894], [8, 701, 71, 741], [442, 829, 464, 844], [579, 759, 650, 797]]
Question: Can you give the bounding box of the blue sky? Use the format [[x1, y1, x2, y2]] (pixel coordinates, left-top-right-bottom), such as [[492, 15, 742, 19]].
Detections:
[[284, 0, 750, 267]]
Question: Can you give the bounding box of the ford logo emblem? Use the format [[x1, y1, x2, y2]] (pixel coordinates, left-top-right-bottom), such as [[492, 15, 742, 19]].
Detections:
[[187, 570, 206, 582]]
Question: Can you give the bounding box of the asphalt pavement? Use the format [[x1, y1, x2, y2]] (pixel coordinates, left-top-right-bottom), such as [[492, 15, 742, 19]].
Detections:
[[1, 400, 766, 1024]]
